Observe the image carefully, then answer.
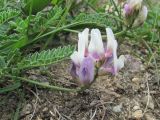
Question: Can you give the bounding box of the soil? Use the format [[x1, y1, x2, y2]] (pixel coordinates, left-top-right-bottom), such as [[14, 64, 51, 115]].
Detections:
[[0, 41, 160, 120]]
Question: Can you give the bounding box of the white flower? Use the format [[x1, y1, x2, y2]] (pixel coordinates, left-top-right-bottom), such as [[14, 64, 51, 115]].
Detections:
[[70, 28, 89, 64], [105, 28, 125, 74], [70, 28, 125, 86], [88, 29, 104, 59]]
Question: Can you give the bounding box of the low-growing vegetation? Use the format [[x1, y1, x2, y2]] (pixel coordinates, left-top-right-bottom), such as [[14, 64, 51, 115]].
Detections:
[[0, 0, 159, 119]]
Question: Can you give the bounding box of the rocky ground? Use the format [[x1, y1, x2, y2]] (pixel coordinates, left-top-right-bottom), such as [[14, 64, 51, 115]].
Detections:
[[0, 41, 160, 120]]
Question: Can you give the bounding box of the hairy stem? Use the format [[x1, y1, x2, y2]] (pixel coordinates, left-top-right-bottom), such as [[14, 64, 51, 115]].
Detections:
[[5, 75, 99, 93], [5, 75, 81, 92]]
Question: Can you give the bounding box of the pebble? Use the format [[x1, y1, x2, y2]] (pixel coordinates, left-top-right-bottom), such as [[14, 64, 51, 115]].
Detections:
[[42, 107, 48, 112], [133, 105, 140, 111], [132, 109, 143, 118], [132, 77, 141, 84], [22, 104, 32, 115], [112, 103, 122, 113], [140, 84, 145, 89]]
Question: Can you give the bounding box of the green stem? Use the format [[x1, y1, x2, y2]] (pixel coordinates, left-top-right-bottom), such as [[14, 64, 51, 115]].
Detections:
[[84, 0, 98, 12], [5, 66, 100, 93], [101, 29, 127, 39], [49, 27, 79, 33], [28, 22, 106, 45], [115, 30, 126, 36], [49, 27, 127, 38], [27, 0, 33, 36], [43, 0, 73, 49], [110, 0, 121, 18], [5, 75, 81, 92]]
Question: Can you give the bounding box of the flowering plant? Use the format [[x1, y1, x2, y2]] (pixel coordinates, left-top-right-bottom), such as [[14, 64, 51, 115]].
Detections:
[[70, 28, 125, 86], [123, 0, 148, 27]]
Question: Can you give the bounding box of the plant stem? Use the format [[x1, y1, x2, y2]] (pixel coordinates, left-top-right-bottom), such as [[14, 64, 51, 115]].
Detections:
[[110, 0, 121, 18], [28, 22, 106, 45], [101, 29, 127, 39], [43, 0, 73, 49], [49, 27, 79, 33], [5, 66, 100, 93], [5, 75, 83, 92], [49, 27, 127, 38], [27, 0, 33, 36]]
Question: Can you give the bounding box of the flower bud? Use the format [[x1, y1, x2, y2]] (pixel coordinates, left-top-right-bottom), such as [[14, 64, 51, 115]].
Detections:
[[133, 6, 148, 27], [123, 0, 148, 27]]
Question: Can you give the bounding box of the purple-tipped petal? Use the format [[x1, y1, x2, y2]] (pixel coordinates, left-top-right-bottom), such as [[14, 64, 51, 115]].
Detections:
[[91, 52, 101, 61], [124, 4, 132, 15], [78, 57, 94, 85], [101, 54, 125, 75], [70, 62, 78, 78], [102, 55, 115, 74]]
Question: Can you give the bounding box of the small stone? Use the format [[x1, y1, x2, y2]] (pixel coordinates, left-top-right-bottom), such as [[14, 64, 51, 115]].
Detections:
[[140, 84, 145, 89], [132, 109, 143, 118], [112, 103, 122, 113], [142, 95, 154, 110], [32, 99, 36, 103], [21, 104, 32, 115], [133, 105, 140, 111], [42, 107, 48, 112], [132, 77, 141, 84]]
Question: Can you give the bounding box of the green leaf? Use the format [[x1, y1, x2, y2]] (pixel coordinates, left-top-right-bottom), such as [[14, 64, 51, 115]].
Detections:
[[0, 82, 21, 94], [18, 45, 75, 69], [0, 56, 6, 77], [73, 13, 112, 28], [32, 6, 64, 32], [0, 18, 29, 52], [0, 9, 20, 25], [51, 0, 58, 5], [0, 56, 6, 68], [22, 0, 51, 14], [45, 6, 64, 27]]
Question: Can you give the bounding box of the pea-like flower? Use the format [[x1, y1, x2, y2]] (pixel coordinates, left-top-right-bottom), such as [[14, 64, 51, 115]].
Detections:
[[124, 0, 142, 16], [70, 28, 124, 86], [123, 0, 148, 27], [102, 28, 125, 75]]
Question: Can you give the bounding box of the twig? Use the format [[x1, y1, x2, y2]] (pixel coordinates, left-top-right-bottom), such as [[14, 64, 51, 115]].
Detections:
[[90, 108, 97, 120], [25, 86, 41, 102], [110, 0, 121, 18], [142, 74, 150, 116], [29, 86, 38, 120]]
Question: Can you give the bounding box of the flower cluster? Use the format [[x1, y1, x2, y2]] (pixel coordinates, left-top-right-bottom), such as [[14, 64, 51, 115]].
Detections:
[[123, 0, 148, 27], [70, 28, 125, 86]]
